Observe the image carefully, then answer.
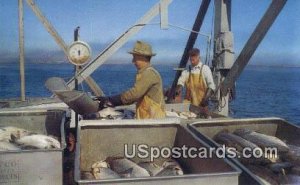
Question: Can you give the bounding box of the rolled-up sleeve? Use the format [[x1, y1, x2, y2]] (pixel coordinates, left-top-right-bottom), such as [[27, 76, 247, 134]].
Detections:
[[177, 70, 188, 87], [203, 65, 216, 91], [121, 70, 156, 104]]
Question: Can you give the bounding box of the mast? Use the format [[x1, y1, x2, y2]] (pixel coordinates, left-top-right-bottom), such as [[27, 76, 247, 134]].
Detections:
[[212, 0, 234, 116], [18, 0, 26, 101], [167, 0, 211, 102]]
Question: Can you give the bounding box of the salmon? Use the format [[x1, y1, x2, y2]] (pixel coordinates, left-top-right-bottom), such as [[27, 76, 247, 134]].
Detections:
[[12, 134, 60, 149], [282, 144, 300, 165], [106, 157, 150, 178], [0, 126, 32, 142], [81, 171, 95, 180], [246, 164, 280, 185], [233, 128, 289, 153], [214, 130, 274, 164], [291, 166, 300, 175], [214, 130, 260, 152], [138, 161, 164, 176], [91, 160, 120, 179], [280, 175, 300, 185], [156, 159, 184, 176]]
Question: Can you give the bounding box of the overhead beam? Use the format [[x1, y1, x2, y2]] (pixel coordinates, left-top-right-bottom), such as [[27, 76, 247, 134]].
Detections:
[[18, 0, 26, 101], [25, 0, 104, 96], [66, 0, 173, 89], [167, 0, 211, 102], [25, 0, 68, 55], [220, 0, 287, 95]]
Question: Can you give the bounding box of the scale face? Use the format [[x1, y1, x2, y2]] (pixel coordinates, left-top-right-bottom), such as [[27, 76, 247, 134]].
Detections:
[[68, 41, 91, 66]]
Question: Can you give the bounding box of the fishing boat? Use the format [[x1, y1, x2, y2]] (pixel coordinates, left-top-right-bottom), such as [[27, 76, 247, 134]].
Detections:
[[1, 0, 299, 184]]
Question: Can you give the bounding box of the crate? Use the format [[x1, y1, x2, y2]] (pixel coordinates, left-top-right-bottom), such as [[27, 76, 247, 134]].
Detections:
[[0, 109, 66, 185], [188, 117, 300, 185], [75, 118, 241, 185]]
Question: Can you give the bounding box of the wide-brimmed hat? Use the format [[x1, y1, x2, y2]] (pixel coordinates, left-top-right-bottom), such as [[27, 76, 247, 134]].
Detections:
[[128, 40, 156, 56]]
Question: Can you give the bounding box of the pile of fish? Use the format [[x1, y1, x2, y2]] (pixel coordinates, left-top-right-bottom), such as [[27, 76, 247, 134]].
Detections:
[[0, 126, 60, 151], [81, 157, 184, 180], [213, 128, 300, 185], [83, 108, 135, 120], [166, 110, 197, 119]]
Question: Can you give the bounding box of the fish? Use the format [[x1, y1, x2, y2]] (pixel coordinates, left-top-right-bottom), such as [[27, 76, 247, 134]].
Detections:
[[156, 159, 184, 176], [92, 160, 110, 169], [81, 171, 95, 180], [90, 160, 120, 180], [279, 175, 300, 185], [93, 167, 120, 179], [0, 126, 33, 142], [282, 144, 300, 165], [268, 162, 293, 173], [0, 141, 21, 151], [214, 130, 273, 164], [165, 111, 180, 118], [179, 111, 197, 119], [98, 108, 123, 119], [117, 109, 135, 119], [106, 157, 150, 178], [214, 130, 260, 152], [138, 161, 164, 176], [291, 166, 300, 175], [246, 164, 280, 185], [233, 128, 289, 153], [11, 134, 61, 149]]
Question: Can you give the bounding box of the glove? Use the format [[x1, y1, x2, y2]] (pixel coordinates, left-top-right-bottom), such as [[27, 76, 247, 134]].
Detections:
[[175, 85, 182, 96], [94, 95, 123, 110], [93, 96, 111, 110], [200, 88, 213, 107], [200, 98, 209, 107]]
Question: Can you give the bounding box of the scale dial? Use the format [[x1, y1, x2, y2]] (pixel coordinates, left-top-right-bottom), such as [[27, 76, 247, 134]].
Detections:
[[68, 41, 91, 66]]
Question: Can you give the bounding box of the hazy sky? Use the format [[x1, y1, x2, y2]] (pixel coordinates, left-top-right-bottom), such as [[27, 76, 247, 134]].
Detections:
[[0, 0, 299, 66]]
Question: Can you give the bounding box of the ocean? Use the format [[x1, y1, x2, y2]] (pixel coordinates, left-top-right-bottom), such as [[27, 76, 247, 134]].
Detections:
[[1, 62, 300, 125]]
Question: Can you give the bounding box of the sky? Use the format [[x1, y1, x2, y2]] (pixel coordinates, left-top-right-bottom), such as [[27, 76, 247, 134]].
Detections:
[[0, 0, 299, 66]]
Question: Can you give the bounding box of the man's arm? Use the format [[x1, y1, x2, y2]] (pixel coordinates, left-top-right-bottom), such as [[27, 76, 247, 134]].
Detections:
[[121, 69, 156, 104]]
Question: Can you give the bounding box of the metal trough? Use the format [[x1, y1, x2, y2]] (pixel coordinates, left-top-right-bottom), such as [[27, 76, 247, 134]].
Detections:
[[0, 109, 67, 185], [75, 118, 241, 184], [188, 117, 300, 185]]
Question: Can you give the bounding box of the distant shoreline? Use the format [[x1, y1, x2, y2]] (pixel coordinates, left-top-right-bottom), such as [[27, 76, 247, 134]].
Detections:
[[1, 61, 300, 68]]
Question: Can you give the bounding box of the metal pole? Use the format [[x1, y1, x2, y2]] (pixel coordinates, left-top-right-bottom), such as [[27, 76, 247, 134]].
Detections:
[[166, 0, 211, 102], [66, 0, 173, 89], [18, 0, 26, 101], [220, 0, 288, 95], [25, 0, 104, 96], [25, 0, 68, 55], [74, 27, 79, 132]]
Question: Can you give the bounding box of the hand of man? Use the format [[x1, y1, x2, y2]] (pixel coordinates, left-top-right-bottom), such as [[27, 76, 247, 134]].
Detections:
[[175, 85, 182, 96], [200, 98, 209, 107], [93, 96, 114, 110]]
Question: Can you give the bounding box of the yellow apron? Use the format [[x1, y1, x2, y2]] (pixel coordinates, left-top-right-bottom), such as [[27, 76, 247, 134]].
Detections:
[[184, 65, 207, 106], [136, 95, 165, 119]]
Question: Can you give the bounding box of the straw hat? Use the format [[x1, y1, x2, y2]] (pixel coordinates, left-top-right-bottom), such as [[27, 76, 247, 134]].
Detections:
[[128, 40, 156, 56]]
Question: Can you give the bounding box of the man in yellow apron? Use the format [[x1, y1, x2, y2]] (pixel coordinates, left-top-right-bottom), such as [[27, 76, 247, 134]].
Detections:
[[176, 48, 215, 111], [95, 41, 165, 119]]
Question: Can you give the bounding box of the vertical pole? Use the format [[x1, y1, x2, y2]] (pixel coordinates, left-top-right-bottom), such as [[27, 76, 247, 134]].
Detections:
[[74, 27, 80, 132], [18, 0, 26, 101], [212, 0, 234, 116], [167, 0, 211, 102]]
